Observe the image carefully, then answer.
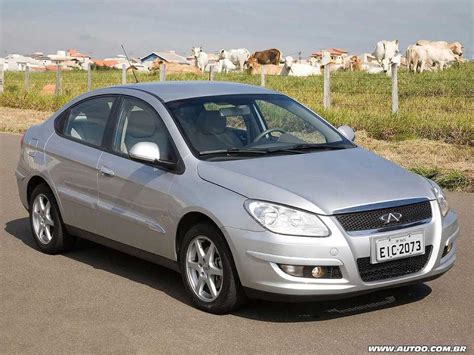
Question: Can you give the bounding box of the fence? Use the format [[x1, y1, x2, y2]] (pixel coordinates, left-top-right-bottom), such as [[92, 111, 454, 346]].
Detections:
[[1, 62, 472, 117], [7, 63, 401, 112]]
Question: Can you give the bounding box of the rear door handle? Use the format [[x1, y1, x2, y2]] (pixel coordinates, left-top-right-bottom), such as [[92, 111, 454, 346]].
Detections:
[[99, 166, 115, 177]]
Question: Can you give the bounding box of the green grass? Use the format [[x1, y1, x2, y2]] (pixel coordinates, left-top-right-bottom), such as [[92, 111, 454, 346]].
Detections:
[[1, 62, 473, 144], [410, 167, 471, 191]]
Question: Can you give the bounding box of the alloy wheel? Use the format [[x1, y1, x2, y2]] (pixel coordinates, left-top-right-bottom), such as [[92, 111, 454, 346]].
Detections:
[[185, 236, 224, 302], [32, 194, 54, 244]]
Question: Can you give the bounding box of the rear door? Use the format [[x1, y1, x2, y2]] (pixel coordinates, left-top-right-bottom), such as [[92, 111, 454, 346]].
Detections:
[[47, 96, 117, 235], [96, 95, 179, 257]]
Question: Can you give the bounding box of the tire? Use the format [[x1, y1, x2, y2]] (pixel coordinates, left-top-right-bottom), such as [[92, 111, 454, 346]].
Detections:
[[179, 222, 246, 314], [29, 184, 75, 254]]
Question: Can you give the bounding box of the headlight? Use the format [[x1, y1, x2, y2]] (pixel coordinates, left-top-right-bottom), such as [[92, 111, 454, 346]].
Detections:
[[244, 200, 330, 237], [427, 179, 449, 216]]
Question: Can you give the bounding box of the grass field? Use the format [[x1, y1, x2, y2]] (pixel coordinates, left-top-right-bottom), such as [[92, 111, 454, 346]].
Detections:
[[0, 63, 472, 190], [1, 63, 473, 144]]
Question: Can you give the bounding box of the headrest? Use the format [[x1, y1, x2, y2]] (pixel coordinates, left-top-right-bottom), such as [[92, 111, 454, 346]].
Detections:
[[198, 110, 226, 135], [127, 110, 157, 138], [79, 100, 111, 123]]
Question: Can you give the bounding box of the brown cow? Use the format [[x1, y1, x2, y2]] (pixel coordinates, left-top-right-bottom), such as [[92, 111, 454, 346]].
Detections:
[[150, 60, 203, 74], [349, 55, 363, 71], [248, 48, 282, 65], [245, 57, 282, 75]]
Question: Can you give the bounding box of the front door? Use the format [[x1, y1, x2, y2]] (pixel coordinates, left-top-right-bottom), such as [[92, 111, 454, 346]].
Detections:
[[97, 95, 178, 257]]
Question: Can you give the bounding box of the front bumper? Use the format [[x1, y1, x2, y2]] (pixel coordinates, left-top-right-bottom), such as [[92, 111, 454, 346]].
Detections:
[[224, 201, 459, 300]]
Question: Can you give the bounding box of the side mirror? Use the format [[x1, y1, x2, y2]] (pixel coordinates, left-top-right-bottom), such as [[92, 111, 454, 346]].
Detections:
[[129, 142, 161, 163], [338, 125, 355, 142], [129, 142, 179, 171]]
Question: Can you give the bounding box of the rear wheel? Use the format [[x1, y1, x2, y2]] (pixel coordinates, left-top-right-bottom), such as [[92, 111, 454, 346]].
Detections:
[[29, 184, 75, 254], [179, 222, 245, 314]]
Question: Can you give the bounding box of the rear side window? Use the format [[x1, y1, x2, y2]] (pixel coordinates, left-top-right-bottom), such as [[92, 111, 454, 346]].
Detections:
[[63, 97, 115, 147]]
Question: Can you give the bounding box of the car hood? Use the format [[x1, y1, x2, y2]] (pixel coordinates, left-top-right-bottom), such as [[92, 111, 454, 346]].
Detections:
[[197, 147, 435, 215]]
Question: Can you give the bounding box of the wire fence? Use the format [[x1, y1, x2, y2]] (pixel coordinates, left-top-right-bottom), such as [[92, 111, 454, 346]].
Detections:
[[0, 62, 473, 114]]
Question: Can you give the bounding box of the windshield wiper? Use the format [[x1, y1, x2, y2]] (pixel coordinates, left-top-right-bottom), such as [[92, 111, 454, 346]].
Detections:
[[269, 143, 347, 153], [199, 148, 268, 157], [199, 144, 347, 158]]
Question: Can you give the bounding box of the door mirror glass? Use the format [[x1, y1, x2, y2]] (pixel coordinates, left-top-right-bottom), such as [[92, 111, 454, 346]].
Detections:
[[129, 142, 161, 163], [338, 125, 355, 142]]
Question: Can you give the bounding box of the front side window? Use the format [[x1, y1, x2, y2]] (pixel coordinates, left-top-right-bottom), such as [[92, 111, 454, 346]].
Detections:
[[112, 97, 175, 161], [63, 96, 115, 147], [167, 94, 353, 159]]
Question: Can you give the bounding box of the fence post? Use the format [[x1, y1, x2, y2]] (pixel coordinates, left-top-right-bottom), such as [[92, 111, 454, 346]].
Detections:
[[55, 64, 61, 96], [24, 65, 30, 91], [122, 64, 127, 84], [391, 63, 398, 113], [260, 64, 265, 87], [87, 62, 92, 91], [209, 65, 215, 81], [159, 63, 166, 81], [323, 64, 330, 109], [0, 63, 4, 93]]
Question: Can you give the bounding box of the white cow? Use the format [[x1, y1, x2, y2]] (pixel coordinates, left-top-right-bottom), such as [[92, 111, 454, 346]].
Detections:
[[373, 40, 400, 75], [406, 44, 430, 73], [212, 58, 237, 73], [204, 59, 237, 73], [218, 48, 250, 71], [423, 45, 460, 71], [281, 56, 321, 76], [308, 57, 319, 67], [191, 47, 208, 71], [416, 40, 464, 58]]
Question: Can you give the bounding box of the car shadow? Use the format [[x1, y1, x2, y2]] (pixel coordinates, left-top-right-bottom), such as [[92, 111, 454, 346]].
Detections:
[[5, 217, 432, 322]]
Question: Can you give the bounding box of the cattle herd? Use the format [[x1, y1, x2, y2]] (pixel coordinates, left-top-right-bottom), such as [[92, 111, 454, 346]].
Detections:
[[150, 39, 465, 77]]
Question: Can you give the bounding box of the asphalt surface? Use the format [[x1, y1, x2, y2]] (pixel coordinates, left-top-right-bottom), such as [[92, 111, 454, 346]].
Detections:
[[1, 132, 473, 354]]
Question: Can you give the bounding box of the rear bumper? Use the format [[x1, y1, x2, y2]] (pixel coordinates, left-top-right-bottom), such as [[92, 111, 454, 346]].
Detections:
[[224, 205, 459, 299]]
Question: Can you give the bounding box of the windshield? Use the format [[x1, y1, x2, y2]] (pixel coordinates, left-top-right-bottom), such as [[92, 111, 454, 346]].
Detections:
[[166, 94, 354, 159]]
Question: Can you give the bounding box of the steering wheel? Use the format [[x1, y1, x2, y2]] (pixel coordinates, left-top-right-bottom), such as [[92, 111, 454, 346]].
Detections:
[[252, 128, 287, 143]]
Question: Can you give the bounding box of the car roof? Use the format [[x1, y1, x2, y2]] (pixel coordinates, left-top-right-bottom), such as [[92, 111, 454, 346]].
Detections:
[[115, 81, 278, 102]]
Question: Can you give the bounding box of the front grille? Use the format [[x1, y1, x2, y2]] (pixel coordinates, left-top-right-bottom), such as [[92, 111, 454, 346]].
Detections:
[[357, 245, 432, 282], [335, 201, 432, 232]]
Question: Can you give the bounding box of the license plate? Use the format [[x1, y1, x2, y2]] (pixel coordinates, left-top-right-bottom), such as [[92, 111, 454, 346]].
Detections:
[[373, 233, 424, 263]]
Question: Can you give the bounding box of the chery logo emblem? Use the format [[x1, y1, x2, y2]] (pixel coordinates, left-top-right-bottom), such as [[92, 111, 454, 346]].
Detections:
[[380, 212, 402, 224]]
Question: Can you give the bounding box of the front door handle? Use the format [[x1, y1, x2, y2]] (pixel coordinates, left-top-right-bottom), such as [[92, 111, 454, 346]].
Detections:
[[99, 166, 115, 177]]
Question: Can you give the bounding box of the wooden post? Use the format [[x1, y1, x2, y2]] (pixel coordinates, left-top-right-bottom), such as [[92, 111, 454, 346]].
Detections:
[[122, 64, 126, 84], [24, 65, 30, 91], [209, 65, 215, 81], [159, 63, 166, 81], [0, 63, 4, 93], [260, 64, 265, 87], [87, 62, 92, 91], [323, 64, 330, 109], [391, 62, 398, 113], [55, 64, 61, 96]]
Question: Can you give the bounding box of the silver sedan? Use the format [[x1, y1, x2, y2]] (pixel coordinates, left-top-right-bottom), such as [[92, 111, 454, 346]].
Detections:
[[16, 82, 459, 313]]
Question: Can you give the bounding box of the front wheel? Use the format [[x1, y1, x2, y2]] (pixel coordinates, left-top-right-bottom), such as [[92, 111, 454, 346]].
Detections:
[[179, 223, 245, 314]]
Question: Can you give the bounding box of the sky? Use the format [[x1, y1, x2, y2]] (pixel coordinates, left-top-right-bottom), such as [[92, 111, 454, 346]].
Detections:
[[0, 0, 472, 59]]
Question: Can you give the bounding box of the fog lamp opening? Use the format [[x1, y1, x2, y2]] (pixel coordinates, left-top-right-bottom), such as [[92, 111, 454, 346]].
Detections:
[[442, 241, 454, 257], [278, 264, 342, 279]]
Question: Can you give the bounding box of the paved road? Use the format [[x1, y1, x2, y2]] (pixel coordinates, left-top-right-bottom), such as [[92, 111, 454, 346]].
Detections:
[[1, 132, 472, 354]]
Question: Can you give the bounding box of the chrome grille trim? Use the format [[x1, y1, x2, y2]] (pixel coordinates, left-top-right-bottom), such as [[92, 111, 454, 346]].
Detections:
[[332, 197, 432, 214]]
